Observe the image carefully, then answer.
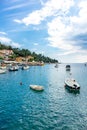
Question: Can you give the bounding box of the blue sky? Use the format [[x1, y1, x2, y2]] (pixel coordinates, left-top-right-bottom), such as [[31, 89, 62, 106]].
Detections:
[[0, 0, 87, 63]]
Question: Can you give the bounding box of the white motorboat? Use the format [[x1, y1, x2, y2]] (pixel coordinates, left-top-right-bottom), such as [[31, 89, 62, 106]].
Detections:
[[65, 78, 80, 91], [0, 69, 6, 74], [30, 85, 44, 91], [9, 65, 19, 71], [55, 63, 58, 68], [22, 65, 29, 70], [66, 65, 71, 71], [0, 66, 7, 70]]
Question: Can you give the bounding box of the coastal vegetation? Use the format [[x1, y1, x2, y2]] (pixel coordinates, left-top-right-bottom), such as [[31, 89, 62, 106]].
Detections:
[[0, 42, 58, 63]]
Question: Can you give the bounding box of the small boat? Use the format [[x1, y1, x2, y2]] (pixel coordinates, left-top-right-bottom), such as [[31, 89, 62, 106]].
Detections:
[[55, 63, 58, 68], [22, 65, 29, 70], [0, 66, 7, 70], [64, 78, 80, 91], [9, 65, 19, 71], [0, 69, 6, 74], [30, 85, 44, 91], [66, 65, 71, 71]]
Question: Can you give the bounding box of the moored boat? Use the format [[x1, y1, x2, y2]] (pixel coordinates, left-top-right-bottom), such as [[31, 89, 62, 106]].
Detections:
[[64, 78, 80, 91], [9, 65, 19, 71], [30, 85, 44, 91], [22, 65, 29, 70], [0, 69, 7, 74], [55, 63, 58, 68], [66, 65, 71, 71], [0, 66, 7, 70]]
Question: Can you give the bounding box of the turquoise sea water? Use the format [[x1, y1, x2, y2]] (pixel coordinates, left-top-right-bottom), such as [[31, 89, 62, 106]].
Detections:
[[0, 63, 87, 130]]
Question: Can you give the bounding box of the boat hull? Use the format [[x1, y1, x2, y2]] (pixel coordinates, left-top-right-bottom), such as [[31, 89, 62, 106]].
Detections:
[[22, 66, 29, 70], [0, 69, 6, 74], [30, 85, 44, 91], [65, 84, 80, 91], [66, 68, 71, 71], [9, 66, 19, 71]]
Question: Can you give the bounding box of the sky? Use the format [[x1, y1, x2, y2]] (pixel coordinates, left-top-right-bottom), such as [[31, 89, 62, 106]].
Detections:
[[0, 0, 87, 63]]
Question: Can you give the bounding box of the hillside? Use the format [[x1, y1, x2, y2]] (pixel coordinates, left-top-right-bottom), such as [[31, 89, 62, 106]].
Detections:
[[0, 43, 58, 63]]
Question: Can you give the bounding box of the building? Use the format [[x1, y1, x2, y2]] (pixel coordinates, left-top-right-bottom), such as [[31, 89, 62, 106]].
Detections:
[[15, 56, 34, 62], [0, 50, 13, 60]]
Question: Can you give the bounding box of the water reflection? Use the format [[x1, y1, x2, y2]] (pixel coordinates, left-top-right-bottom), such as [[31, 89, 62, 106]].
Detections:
[[65, 87, 80, 95]]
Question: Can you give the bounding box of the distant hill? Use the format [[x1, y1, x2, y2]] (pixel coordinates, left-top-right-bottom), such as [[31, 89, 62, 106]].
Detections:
[[0, 42, 58, 63]]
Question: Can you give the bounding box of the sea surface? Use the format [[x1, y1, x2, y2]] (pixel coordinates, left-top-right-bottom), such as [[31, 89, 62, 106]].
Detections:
[[0, 63, 87, 130]]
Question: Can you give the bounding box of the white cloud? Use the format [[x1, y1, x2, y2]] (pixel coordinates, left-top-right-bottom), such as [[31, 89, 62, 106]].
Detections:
[[3, 3, 32, 11], [33, 43, 38, 46], [12, 42, 21, 48], [70, 1, 87, 34], [47, 0, 87, 58], [0, 36, 21, 48], [14, 19, 22, 24], [75, 54, 87, 63], [0, 37, 11, 43], [0, 32, 7, 35], [39, 0, 44, 6], [14, 0, 74, 26], [13, 0, 87, 62], [47, 16, 75, 50]]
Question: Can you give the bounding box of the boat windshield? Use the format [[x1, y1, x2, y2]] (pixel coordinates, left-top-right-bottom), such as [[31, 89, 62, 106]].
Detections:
[[73, 84, 77, 87]]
